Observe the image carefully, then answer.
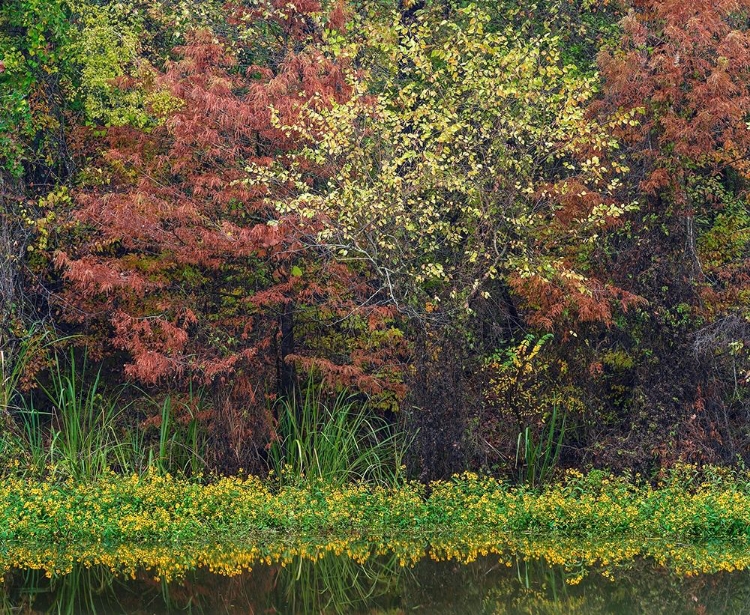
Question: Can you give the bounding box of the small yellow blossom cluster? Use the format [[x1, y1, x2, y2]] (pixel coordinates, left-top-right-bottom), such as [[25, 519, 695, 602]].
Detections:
[[1, 465, 750, 583]]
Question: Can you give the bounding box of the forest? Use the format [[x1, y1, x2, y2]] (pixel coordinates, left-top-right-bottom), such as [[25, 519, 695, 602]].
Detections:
[[2, 0, 750, 485]]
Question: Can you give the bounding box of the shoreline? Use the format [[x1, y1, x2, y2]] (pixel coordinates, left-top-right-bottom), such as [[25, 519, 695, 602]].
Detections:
[[1, 468, 750, 579]]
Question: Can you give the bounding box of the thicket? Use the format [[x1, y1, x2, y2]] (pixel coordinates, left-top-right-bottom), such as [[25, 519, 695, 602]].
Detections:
[[1, 0, 750, 481]]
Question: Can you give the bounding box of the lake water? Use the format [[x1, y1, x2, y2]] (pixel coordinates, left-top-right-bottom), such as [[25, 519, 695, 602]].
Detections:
[[3, 545, 750, 614]]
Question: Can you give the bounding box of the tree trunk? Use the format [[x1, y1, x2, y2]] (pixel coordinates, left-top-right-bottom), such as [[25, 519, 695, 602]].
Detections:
[[278, 302, 297, 400]]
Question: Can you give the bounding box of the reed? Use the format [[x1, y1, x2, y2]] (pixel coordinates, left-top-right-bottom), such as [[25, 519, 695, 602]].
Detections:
[[153, 388, 206, 476], [516, 404, 566, 488], [29, 351, 126, 480], [269, 383, 408, 487]]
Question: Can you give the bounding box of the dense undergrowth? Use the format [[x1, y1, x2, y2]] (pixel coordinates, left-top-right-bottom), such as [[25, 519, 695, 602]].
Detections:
[[4, 350, 750, 564]]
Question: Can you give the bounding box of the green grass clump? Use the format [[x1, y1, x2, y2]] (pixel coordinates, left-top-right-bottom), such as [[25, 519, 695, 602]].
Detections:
[[1, 345, 211, 481], [269, 384, 408, 487]]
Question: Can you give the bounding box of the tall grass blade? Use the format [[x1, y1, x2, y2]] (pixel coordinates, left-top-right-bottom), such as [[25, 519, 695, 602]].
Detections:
[[515, 404, 567, 488], [270, 381, 409, 487]]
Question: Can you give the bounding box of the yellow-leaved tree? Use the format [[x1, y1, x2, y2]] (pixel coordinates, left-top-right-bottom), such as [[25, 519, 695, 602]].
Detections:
[[247, 2, 637, 326], [245, 1, 640, 477]]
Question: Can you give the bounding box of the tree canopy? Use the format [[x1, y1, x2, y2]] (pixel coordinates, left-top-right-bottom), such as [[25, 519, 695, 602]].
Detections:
[[2, 0, 750, 477]]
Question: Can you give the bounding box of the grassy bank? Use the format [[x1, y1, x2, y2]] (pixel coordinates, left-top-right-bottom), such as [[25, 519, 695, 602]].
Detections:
[[3, 468, 750, 560]]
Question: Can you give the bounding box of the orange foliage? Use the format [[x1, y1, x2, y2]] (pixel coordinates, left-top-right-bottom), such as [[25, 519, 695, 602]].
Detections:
[[51, 2, 406, 470], [595, 0, 750, 194]]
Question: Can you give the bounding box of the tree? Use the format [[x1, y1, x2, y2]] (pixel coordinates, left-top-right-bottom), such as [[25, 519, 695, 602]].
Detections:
[[250, 2, 639, 475], [51, 1, 406, 471], [588, 0, 750, 465]]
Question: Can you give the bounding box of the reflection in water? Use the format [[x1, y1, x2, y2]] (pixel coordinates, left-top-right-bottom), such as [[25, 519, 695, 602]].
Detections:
[[3, 542, 750, 614]]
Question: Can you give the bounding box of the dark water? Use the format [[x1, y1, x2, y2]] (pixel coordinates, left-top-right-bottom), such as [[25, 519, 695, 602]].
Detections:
[[3, 551, 750, 614]]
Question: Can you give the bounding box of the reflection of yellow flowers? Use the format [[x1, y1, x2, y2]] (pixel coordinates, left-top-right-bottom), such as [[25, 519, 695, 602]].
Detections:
[[2, 535, 750, 586], [1, 466, 750, 582]]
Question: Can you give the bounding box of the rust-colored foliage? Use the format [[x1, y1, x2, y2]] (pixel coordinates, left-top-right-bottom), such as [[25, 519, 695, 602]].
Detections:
[[582, 0, 750, 467], [593, 0, 750, 320], [596, 0, 750, 196], [53, 1, 405, 470]]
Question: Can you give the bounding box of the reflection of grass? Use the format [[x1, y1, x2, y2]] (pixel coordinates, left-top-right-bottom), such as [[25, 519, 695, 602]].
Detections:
[[3, 529, 750, 588], [3, 550, 750, 615], [280, 551, 403, 615], [50, 565, 120, 615], [8, 566, 122, 615]]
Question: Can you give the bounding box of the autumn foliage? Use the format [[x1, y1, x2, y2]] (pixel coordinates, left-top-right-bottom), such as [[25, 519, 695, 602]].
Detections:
[[47, 1, 405, 469], [3, 0, 750, 477]]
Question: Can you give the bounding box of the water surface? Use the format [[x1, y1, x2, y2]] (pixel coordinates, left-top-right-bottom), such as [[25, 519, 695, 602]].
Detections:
[[3, 541, 750, 614]]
